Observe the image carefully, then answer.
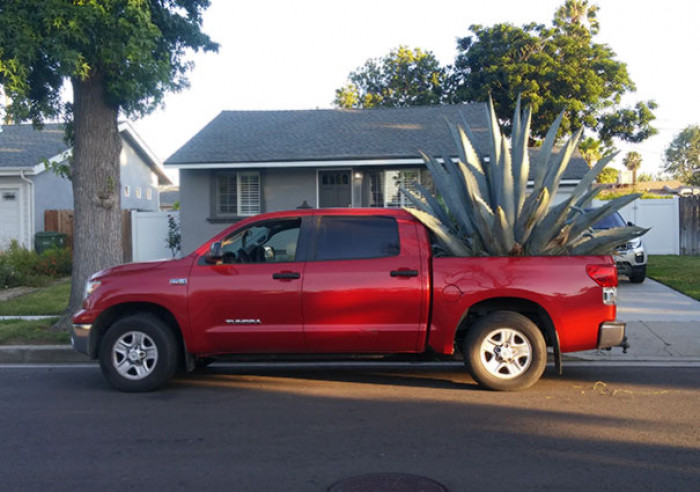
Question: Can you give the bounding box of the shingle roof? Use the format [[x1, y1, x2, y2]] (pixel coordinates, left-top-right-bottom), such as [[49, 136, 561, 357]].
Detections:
[[0, 124, 68, 168], [166, 104, 492, 164], [165, 104, 589, 180]]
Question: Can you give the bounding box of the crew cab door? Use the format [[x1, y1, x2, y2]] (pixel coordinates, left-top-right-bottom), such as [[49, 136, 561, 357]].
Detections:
[[187, 217, 307, 353], [302, 215, 429, 353]]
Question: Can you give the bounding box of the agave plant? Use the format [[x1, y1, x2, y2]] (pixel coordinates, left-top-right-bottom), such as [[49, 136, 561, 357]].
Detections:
[[400, 98, 648, 257]]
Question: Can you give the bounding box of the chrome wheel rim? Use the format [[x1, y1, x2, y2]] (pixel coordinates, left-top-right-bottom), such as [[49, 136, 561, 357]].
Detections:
[[112, 331, 159, 381], [479, 328, 532, 379]]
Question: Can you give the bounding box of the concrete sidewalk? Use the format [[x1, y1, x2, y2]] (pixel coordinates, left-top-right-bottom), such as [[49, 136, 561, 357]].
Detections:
[[1, 279, 698, 364], [570, 279, 700, 362]]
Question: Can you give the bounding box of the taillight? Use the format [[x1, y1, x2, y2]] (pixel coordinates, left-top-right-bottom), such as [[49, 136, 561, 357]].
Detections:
[[587, 264, 618, 306], [587, 264, 618, 287]]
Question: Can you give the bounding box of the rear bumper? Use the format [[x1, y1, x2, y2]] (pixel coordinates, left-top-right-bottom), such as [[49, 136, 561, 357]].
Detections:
[[597, 321, 629, 350]]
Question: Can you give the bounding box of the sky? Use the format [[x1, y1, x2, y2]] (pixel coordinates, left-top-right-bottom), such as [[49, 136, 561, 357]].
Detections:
[[131, 0, 700, 183]]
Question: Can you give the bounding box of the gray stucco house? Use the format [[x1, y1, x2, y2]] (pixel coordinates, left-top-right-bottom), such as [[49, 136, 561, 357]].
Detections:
[[165, 104, 589, 254], [0, 121, 171, 250]]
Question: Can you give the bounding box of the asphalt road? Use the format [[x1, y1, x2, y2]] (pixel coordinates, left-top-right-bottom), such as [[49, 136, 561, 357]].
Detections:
[[1, 363, 698, 491]]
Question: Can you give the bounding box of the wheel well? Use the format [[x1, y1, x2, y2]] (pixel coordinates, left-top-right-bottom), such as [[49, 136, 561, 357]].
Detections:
[[90, 303, 185, 363], [454, 297, 557, 354]]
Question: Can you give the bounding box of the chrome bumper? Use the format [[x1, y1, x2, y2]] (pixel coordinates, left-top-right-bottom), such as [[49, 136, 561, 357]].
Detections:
[[71, 324, 92, 356], [598, 321, 629, 351]]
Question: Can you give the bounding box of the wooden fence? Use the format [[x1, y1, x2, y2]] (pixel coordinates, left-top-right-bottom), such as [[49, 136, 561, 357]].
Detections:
[[679, 196, 700, 256], [44, 209, 134, 262]]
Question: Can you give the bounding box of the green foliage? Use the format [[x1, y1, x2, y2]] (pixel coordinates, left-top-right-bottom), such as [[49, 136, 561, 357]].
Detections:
[[596, 167, 619, 184], [597, 190, 672, 200], [400, 97, 648, 257], [0, 242, 71, 288], [165, 214, 181, 258], [0, 0, 219, 124], [334, 46, 447, 109], [449, 2, 657, 145], [623, 151, 642, 185], [663, 124, 700, 185]]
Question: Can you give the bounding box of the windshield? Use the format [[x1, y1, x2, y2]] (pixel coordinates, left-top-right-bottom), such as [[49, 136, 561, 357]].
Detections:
[[592, 211, 626, 229]]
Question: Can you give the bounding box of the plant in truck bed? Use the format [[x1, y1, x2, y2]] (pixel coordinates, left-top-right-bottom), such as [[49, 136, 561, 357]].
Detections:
[[400, 98, 648, 257]]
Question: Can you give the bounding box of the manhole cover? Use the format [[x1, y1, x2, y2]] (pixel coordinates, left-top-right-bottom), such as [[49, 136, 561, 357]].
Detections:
[[328, 473, 449, 492]]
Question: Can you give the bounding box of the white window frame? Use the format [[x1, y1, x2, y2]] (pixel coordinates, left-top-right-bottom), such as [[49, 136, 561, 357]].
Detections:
[[215, 171, 261, 217], [124, 185, 131, 198]]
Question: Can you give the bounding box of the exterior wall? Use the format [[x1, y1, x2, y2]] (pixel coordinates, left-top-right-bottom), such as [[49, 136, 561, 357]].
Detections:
[[120, 141, 160, 211], [0, 177, 32, 249], [31, 165, 73, 234], [179, 168, 227, 254], [263, 168, 317, 211]]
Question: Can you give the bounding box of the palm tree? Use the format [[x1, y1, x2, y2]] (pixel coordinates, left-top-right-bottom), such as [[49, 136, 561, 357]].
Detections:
[[623, 151, 643, 188]]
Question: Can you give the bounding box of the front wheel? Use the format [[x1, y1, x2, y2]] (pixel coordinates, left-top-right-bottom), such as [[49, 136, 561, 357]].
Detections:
[[99, 314, 179, 392], [629, 265, 646, 283], [464, 311, 547, 391]]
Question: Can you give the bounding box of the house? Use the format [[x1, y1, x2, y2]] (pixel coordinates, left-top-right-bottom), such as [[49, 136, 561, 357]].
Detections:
[[0, 121, 171, 250], [165, 104, 590, 254]]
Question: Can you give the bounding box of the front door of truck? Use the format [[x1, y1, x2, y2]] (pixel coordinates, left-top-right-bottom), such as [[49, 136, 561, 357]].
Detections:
[[302, 215, 428, 353], [188, 217, 306, 353]]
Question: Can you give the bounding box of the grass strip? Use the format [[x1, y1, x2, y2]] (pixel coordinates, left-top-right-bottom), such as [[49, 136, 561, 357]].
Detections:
[[0, 280, 70, 316], [647, 255, 700, 301], [0, 318, 68, 345]]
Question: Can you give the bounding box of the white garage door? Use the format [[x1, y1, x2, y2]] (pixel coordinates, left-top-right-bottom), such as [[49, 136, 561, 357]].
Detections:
[[0, 189, 21, 249]]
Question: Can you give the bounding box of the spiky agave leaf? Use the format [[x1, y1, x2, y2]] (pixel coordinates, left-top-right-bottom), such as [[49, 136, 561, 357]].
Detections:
[[401, 96, 649, 258], [567, 226, 650, 256], [403, 208, 472, 257]]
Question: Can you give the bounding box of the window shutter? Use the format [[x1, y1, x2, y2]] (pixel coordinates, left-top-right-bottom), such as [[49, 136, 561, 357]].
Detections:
[[238, 172, 260, 216]]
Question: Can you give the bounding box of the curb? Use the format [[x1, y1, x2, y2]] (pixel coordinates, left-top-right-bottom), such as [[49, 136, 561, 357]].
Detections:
[[0, 345, 91, 364]]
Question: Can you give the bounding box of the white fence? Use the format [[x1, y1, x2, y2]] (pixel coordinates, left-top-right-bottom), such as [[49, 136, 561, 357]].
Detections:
[[131, 211, 180, 262], [593, 198, 679, 255]]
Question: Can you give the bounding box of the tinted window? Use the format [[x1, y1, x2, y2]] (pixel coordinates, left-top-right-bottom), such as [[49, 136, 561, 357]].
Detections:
[[315, 216, 400, 260]]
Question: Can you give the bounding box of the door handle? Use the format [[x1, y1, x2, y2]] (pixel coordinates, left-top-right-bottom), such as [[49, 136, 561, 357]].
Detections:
[[390, 269, 419, 278], [273, 272, 301, 280]]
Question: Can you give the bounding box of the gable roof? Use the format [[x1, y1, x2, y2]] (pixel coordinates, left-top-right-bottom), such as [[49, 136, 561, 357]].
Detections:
[[0, 122, 171, 185], [165, 104, 590, 181], [166, 104, 492, 165], [0, 124, 68, 170]]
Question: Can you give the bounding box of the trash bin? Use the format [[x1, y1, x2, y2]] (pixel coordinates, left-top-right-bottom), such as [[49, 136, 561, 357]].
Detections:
[[35, 232, 67, 255]]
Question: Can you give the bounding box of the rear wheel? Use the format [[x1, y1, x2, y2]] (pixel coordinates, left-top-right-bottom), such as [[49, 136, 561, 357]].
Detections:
[[464, 311, 546, 391], [99, 314, 179, 392]]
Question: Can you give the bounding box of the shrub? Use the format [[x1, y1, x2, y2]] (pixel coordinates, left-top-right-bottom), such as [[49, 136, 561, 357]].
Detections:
[[0, 241, 72, 288]]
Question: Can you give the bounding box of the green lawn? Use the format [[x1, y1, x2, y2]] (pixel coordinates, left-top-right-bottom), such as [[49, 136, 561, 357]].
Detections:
[[647, 255, 700, 301], [0, 318, 68, 345], [0, 279, 71, 316]]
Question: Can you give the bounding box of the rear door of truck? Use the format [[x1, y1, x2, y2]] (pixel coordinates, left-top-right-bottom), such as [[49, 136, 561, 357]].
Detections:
[[302, 213, 430, 353]]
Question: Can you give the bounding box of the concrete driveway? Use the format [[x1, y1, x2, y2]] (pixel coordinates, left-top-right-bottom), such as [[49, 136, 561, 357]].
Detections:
[[574, 278, 700, 361]]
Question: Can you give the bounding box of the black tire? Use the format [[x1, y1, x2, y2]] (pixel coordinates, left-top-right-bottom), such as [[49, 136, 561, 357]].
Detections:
[[629, 265, 646, 283], [464, 311, 547, 391], [98, 314, 179, 392]]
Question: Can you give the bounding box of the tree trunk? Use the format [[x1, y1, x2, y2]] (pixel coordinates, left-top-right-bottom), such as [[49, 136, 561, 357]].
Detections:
[[56, 71, 122, 330]]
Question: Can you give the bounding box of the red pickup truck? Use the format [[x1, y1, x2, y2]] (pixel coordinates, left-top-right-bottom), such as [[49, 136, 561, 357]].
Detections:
[[72, 208, 627, 392]]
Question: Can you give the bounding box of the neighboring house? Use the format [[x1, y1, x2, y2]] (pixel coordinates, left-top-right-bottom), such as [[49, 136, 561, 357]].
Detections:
[[165, 104, 590, 254], [159, 185, 180, 211], [0, 121, 171, 250]]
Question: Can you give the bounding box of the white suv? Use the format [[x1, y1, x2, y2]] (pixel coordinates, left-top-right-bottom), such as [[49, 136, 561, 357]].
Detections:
[[592, 211, 647, 283]]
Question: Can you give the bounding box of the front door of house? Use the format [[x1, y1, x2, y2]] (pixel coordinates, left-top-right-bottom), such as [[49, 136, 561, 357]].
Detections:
[[319, 171, 351, 208]]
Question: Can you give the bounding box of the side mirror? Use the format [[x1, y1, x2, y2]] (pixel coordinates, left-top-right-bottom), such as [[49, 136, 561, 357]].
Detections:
[[205, 241, 223, 264], [627, 221, 635, 227]]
